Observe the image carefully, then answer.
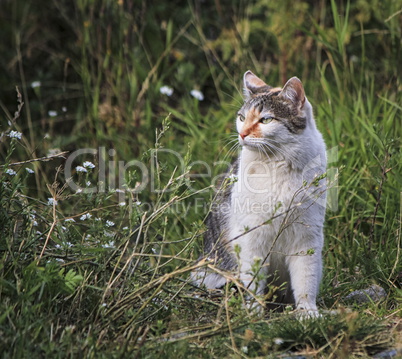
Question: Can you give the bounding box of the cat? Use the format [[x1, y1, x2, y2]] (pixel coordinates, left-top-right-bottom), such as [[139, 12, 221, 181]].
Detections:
[[191, 71, 327, 315]]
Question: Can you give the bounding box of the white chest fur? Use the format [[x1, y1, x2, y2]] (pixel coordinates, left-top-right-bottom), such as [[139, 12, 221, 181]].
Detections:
[[227, 145, 326, 314], [229, 147, 300, 236]]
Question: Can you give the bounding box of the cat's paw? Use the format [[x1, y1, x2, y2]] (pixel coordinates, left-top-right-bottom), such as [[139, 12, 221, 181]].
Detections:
[[294, 305, 321, 320], [296, 309, 321, 320]]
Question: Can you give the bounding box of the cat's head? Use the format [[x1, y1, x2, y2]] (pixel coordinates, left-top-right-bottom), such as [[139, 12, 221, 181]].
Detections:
[[237, 71, 313, 150]]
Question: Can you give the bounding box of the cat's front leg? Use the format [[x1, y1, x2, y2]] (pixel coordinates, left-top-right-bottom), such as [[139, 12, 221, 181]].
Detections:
[[287, 248, 322, 316]]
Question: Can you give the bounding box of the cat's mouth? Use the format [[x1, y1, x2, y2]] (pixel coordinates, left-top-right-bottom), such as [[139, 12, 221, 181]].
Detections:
[[239, 136, 261, 149]]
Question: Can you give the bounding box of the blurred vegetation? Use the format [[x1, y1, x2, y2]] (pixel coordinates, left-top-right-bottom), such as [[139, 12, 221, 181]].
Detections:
[[0, 0, 401, 357]]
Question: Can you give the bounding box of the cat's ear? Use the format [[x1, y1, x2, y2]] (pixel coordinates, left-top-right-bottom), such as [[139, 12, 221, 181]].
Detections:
[[280, 77, 306, 108], [243, 70, 270, 99]]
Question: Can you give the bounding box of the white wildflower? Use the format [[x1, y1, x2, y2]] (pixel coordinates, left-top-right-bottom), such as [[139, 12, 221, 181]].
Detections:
[[241, 346, 248, 354], [62, 106, 67, 112], [190, 89, 204, 101], [31, 81, 41, 88], [80, 213, 92, 220], [122, 226, 128, 230], [5, 169, 16, 176], [135, 201, 141, 206], [66, 242, 73, 248], [83, 161, 95, 169], [8, 130, 22, 139], [75, 166, 87, 173], [160, 85, 174, 96], [65, 218, 75, 222], [25, 168, 34, 174], [33, 220, 38, 226], [76, 188, 83, 194], [95, 217, 101, 221], [48, 110, 58, 117], [105, 220, 115, 227], [47, 198, 57, 206], [102, 241, 115, 248], [274, 338, 284, 345], [55, 258, 65, 263], [101, 303, 107, 307], [350, 55, 359, 63], [118, 201, 126, 207], [55, 244, 61, 249], [86, 181, 91, 186], [116, 189, 124, 193]]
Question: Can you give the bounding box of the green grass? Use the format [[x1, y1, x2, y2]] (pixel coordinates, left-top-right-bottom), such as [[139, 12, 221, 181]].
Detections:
[[0, 0, 401, 357]]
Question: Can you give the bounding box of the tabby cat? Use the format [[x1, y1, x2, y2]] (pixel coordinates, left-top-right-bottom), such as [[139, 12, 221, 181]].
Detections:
[[192, 71, 327, 315]]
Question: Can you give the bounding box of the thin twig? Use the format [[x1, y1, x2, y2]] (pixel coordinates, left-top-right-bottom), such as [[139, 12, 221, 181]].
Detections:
[[0, 151, 69, 168]]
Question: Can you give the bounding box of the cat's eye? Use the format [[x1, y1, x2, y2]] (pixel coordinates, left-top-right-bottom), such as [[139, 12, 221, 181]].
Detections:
[[238, 114, 245, 122], [260, 117, 273, 124]]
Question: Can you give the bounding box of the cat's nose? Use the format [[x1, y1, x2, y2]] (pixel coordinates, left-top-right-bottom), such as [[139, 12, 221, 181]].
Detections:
[[240, 132, 247, 140]]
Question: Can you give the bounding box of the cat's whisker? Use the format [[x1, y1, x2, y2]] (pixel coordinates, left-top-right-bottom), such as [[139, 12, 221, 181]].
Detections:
[[220, 91, 243, 107], [267, 143, 302, 168], [264, 144, 282, 163], [216, 135, 240, 162], [221, 138, 239, 150], [256, 143, 265, 160], [250, 139, 284, 164], [253, 138, 302, 168], [253, 141, 271, 160], [222, 135, 240, 147], [219, 142, 240, 166], [227, 143, 240, 158], [223, 134, 238, 141], [258, 143, 277, 162]]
